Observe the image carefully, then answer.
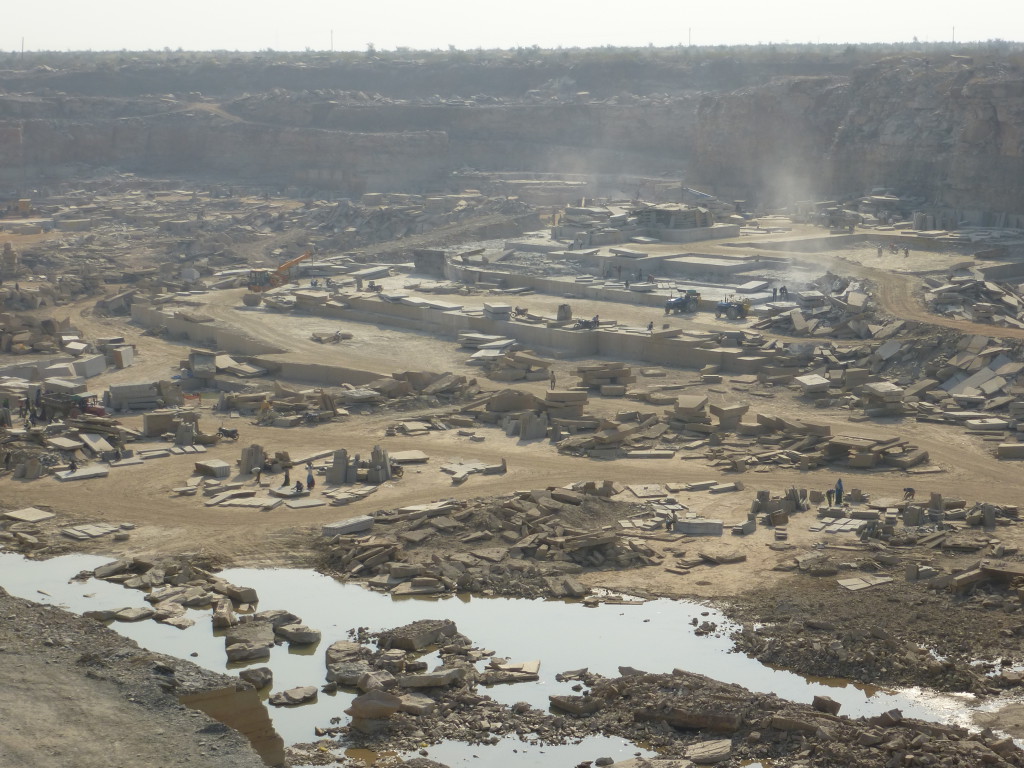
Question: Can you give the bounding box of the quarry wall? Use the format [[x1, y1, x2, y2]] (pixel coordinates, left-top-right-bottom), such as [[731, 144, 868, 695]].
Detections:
[[3, 56, 1024, 215]]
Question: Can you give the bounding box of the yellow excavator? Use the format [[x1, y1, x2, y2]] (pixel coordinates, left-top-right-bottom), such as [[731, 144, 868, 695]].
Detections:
[[243, 250, 313, 306]]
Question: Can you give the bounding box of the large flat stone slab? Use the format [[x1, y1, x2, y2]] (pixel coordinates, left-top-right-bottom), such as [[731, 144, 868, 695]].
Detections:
[[62, 523, 120, 540], [285, 498, 327, 509], [55, 465, 109, 481], [4, 507, 56, 523], [389, 450, 430, 464]]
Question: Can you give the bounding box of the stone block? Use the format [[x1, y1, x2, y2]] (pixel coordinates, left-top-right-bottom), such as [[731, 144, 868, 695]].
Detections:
[[997, 443, 1024, 459], [194, 459, 231, 478], [812, 695, 841, 715], [678, 519, 724, 536], [270, 686, 317, 707], [322, 516, 374, 537], [686, 739, 733, 764]]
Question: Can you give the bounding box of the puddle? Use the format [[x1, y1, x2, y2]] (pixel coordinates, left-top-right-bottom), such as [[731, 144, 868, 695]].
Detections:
[[0, 552, 983, 761]]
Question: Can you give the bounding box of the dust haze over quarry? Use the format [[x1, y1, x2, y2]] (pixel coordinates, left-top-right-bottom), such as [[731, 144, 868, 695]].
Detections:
[[8, 38, 1024, 768]]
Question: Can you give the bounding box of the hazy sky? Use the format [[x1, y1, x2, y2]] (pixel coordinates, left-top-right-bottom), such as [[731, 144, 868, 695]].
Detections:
[[4, 0, 1019, 52]]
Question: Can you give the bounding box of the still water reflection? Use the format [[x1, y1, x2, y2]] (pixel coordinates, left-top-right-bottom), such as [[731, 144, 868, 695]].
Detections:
[[0, 552, 978, 765]]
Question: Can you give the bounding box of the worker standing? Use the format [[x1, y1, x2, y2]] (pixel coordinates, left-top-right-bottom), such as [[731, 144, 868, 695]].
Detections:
[[835, 478, 844, 506], [549, 370, 557, 390]]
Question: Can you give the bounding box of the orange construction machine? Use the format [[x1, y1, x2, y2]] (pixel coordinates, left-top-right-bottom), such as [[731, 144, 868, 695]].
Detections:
[[243, 250, 313, 305]]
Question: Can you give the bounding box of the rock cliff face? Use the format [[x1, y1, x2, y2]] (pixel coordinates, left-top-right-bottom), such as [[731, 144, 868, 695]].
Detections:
[[0, 111, 447, 194], [2, 52, 1024, 214], [825, 59, 1024, 214]]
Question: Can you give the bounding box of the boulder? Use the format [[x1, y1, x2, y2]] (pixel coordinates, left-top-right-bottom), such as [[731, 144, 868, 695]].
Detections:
[[179, 587, 214, 608], [269, 686, 318, 706], [344, 688, 403, 719], [379, 619, 458, 651], [239, 667, 273, 690], [255, 609, 301, 628], [226, 642, 271, 663], [211, 580, 258, 604], [549, 694, 604, 715], [325, 640, 368, 666], [358, 669, 398, 692], [83, 609, 117, 622], [211, 598, 237, 629], [114, 606, 154, 622], [326, 661, 374, 686], [399, 692, 437, 716], [686, 739, 733, 764], [275, 624, 321, 645], [158, 614, 195, 630], [94, 559, 132, 580], [397, 667, 466, 688], [812, 695, 841, 716], [224, 621, 275, 647]]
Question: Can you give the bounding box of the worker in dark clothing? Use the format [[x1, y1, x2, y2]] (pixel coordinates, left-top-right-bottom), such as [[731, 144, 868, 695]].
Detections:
[[68, 459, 78, 473], [294, 480, 304, 493], [903, 487, 915, 501], [835, 478, 844, 505], [306, 467, 315, 491]]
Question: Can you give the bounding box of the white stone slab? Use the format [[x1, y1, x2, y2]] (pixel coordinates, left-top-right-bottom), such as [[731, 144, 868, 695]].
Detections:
[[4, 507, 56, 523]]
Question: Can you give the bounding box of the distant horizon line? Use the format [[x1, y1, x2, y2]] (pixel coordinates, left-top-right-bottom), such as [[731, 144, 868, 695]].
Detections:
[[3, 39, 1024, 56]]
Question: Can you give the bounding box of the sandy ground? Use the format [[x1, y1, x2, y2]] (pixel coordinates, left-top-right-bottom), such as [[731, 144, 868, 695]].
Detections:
[[5, 224, 1022, 603], [0, 356, 1013, 603]]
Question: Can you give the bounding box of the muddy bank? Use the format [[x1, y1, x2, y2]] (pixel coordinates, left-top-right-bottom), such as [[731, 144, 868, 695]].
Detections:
[[726, 567, 1024, 696], [292, 618, 1024, 768], [0, 586, 269, 768]]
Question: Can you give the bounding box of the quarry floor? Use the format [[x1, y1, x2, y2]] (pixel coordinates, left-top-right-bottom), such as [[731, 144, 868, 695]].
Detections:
[[6, 224, 1024, 764]]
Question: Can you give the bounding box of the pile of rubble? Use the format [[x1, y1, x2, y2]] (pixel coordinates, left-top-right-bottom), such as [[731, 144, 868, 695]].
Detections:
[[752, 273, 886, 339], [927, 274, 1024, 328], [575, 362, 636, 396], [315, 630, 1024, 768], [216, 371, 477, 426], [715, 484, 1024, 694], [791, 331, 1024, 452], [483, 350, 552, 383], [320, 485, 666, 600], [0, 410, 142, 480], [0, 315, 135, 380], [543, 391, 932, 470]]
